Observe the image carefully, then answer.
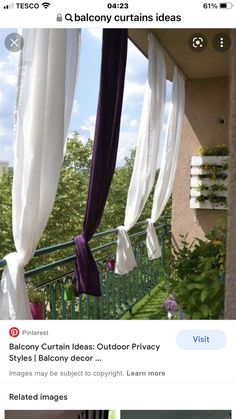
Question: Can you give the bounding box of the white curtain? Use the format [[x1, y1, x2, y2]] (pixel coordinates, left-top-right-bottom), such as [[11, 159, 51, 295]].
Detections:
[[146, 67, 185, 259], [115, 33, 166, 274], [0, 29, 80, 320]]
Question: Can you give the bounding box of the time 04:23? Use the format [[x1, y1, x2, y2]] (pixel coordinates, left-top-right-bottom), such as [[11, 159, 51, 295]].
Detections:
[[107, 3, 129, 8]]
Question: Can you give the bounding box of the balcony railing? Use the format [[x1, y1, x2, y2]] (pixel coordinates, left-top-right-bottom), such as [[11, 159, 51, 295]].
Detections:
[[0, 217, 171, 320]]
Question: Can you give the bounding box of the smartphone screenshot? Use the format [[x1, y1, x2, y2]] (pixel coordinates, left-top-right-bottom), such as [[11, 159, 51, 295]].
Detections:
[[0, 0, 235, 418]]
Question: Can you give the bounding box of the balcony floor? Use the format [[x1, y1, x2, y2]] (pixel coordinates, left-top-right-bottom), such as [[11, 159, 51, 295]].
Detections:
[[122, 284, 166, 320]]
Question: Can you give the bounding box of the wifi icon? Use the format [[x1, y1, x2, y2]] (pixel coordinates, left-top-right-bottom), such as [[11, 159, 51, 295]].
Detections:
[[42, 2, 50, 8]]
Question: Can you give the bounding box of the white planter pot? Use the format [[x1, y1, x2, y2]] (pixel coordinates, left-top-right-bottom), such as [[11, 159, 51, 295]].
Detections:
[[190, 155, 228, 210]]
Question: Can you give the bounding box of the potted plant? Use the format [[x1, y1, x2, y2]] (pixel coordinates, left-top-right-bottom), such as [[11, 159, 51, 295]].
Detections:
[[198, 144, 228, 156], [106, 258, 116, 272], [63, 282, 75, 302], [27, 283, 44, 320]]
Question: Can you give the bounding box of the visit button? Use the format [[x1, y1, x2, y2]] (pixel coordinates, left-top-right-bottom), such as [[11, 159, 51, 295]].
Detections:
[[176, 330, 227, 349]]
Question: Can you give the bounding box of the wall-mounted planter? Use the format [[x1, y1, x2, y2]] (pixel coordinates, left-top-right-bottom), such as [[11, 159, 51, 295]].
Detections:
[[190, 155, 229, 210]]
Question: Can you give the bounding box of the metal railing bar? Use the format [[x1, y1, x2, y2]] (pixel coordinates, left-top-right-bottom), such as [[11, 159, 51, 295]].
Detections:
[[26, 225, 166, 277], [36, 237, 152, 288], [91, 240, 117, 253], [35, 270, 74, 288], [34, 240, 74, 256], [25, 255, 75, 277], [0, 220, 170, 271]]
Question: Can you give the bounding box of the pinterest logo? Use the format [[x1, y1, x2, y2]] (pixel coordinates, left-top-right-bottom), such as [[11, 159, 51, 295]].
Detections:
[[9, 327, 20, 338]]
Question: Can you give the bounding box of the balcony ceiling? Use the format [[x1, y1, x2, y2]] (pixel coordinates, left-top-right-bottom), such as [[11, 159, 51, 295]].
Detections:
[[128, 29, 231, 81]]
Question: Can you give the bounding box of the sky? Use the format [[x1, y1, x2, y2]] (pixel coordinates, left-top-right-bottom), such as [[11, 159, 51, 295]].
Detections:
[[0, 28, 19, 166], [0, 28, 152, 167]]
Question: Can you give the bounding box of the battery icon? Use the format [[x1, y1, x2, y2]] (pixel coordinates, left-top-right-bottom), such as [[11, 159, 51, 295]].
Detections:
[[219, 2, 233, 8]]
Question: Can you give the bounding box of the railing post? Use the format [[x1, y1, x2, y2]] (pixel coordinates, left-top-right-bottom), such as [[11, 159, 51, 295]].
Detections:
[[111, 271, 117, 318], [70, 298, 75, 319], [86, 295, 91, 319], [93, 296, 98, 320], [161, 226, 167, 270], [116, 273, 122, 313], [61, 282, 66, 320], [99, 271, 104, 319], [105, 272, 110, 319], [79, 294, 83, 319], [50, 285, 57, 319]]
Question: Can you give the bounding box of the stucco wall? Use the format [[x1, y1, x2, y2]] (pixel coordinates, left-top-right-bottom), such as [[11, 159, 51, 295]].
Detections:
[[225, 29, 236, 319], [172, 77, 229, 248]]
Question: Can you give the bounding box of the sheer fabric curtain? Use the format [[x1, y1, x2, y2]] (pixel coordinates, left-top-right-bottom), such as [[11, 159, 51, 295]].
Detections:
[[115, 33, 166, 274], [146, 67, 185, 259], [0, 29, 80, 319]]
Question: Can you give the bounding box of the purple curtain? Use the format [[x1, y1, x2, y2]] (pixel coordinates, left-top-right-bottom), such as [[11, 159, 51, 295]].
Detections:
[[74, 29, 128, 296]]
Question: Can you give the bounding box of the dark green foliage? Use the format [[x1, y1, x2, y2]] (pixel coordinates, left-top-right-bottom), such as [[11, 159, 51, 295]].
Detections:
[[198, 144, 228, 156], [195, 194, 227, 206], [166, 218, 226, 319]]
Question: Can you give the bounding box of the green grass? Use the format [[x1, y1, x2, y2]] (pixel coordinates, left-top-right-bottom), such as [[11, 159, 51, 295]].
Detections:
[[122, 283, 167, 320]]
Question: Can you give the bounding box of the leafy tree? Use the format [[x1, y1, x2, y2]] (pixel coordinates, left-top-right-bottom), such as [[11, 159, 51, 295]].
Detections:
[[0, 132, 171, 282], [0, 168, 14, 257], [38, 132, 92, 247], [101, 149, 171, 231], [100, 149, 136, 231]]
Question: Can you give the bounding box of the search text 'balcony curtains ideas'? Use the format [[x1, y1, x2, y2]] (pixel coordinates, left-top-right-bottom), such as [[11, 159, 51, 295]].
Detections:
[[74, 29, 128, 296], [115, 33, 166, 275], [0, 29, 80, 320], [146, 67, 185, 259]]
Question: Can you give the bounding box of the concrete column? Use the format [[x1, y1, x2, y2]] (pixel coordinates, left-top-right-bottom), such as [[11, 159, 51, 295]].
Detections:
[[224, 29, 236, 319], [172, 77, 229, 249]]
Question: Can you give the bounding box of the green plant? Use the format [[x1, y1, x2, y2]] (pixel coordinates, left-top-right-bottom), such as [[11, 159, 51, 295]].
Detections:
[[198, 144, 228, 156], [195, 194, 227, 206], [195, 195, 207, 203], [201, 163, 228, 171], [196, 183, 227, 193], [210, 183, 227, 193], [167, 219, 226, 319], [196, 184, 208, 192], [63, 281, 73, 290], [208, 194, 227, 206], [27, 283, 44, 303], [200, 163, 228, 181], [198, 172, 227, 180]]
